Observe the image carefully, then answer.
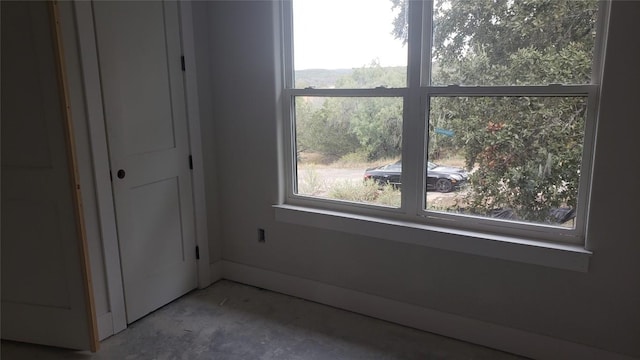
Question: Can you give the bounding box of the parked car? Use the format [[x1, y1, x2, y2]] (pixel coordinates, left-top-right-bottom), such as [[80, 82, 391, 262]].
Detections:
[[363, 160, 468, 192]]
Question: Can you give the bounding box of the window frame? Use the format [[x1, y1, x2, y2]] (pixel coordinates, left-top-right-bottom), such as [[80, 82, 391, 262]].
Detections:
[[279, 0, 609, 246]]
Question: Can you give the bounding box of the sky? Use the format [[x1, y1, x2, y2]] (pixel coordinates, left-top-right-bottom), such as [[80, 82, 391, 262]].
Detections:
[[293, 0, 408, 70]]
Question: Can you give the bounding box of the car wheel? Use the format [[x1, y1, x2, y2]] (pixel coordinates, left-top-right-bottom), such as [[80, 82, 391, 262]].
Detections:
[[435, 178, 453, 193]]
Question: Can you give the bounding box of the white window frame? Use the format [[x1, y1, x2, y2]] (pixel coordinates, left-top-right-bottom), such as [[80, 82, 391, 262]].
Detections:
[[277, 0, 610, 268]]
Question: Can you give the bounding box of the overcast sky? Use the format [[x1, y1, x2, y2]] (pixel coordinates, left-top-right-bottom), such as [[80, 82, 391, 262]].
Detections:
[[293, 0, 407, 70]]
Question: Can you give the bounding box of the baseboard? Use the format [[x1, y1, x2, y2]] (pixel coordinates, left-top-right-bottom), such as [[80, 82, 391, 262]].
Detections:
[[209, 260, 223, 283], [217, 260, 637, 360], [96, 312, 113, 341]]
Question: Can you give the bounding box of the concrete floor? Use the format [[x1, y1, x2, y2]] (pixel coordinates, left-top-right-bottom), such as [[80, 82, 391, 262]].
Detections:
[[2, 280, 527, 360]]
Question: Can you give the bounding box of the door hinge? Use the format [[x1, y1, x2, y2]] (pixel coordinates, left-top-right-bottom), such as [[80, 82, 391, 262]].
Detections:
[[189, 155, 193, 170], [181, 55, 185, 71], [195, 245, 200, 260]]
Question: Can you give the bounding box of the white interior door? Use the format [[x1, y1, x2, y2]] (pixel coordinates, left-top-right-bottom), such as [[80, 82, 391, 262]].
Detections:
[[1, 1, 97, 350], [92, 0, 198, 323]]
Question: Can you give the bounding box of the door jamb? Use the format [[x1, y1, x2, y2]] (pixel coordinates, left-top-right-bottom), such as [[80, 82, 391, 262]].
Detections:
[[179, 0, 212, 289]]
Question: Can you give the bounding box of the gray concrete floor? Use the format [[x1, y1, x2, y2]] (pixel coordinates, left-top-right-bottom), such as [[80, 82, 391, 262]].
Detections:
[[2, 280, 527, 360]]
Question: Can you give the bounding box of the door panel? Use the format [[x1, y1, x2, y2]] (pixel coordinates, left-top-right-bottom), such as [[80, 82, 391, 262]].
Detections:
[[93, 0, 197, 323], [1, 1, 96, 350], [109, 3, 177, 156]]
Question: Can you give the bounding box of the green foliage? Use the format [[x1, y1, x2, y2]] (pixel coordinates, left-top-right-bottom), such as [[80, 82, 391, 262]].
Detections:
[[328, 179, 401, 207], [336, 60, 406, 88], [297, 166, 325, 196], [390, 0, 408, 45], [351, 97, 403, 160], [434, 97, 586, 221], [295, 97, 360, 160], [328, 180, 380, 202], [376, 185, 402, 207], [295, 68, 353, 89], [296, 62, 404, 161], [398, 0, 598, 222], [334, 151, 370, 167], [429, 0, 598, 86], [296, 0, 600, 223]]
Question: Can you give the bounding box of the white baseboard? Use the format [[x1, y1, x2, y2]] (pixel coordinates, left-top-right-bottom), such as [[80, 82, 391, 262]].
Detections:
[[96, 312, 113, 341], [216, 260, 636, 360], [209, 260, 223, 283]]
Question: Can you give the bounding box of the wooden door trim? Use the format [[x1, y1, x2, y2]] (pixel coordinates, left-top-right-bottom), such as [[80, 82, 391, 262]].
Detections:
[[50, 1, 99, 352]]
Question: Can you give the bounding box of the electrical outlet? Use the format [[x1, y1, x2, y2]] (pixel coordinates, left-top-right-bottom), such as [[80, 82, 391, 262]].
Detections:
[[258, 228, 266, 243]]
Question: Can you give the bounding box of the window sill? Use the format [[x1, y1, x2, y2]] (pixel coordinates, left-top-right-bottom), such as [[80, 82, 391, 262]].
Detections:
[[273, 204, 591, 272]]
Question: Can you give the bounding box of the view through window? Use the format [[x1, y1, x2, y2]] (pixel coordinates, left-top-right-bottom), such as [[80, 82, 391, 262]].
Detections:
[[285, 0, 602, 240]]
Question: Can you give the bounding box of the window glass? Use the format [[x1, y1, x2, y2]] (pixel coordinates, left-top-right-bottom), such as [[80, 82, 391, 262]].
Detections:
[[425, 96, 587, 228], [430, 0, 600, 86], [292, 0, 407, 88], [285, 0, 603, 242], [294, 96, 403, 207]]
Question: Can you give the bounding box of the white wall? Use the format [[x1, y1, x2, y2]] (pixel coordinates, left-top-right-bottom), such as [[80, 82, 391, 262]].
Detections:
[[204, 1, 640, 358]]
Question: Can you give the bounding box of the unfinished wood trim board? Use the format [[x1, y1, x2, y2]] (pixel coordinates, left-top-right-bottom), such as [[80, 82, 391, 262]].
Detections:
[[50, 0, 99, 352]]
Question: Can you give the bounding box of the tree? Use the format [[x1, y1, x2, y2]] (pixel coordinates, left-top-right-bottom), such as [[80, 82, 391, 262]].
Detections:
[[296, 61, 405, 161], [351, 96, 403, 160], [393, 0, 599, 222], [429, 0, 598, 85], [295, 97, 360, 160]]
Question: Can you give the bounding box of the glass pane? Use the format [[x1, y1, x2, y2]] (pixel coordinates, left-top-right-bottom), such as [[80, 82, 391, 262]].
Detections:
[[294, 96, 403, 207], [431, 0, 600, 86], [425, 96, 587, 228], [292, 0, 408, 88]]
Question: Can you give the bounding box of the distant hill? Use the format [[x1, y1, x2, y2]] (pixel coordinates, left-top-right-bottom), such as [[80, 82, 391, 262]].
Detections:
[[295, 69, 353, 88], [295, 66, 409, 88]]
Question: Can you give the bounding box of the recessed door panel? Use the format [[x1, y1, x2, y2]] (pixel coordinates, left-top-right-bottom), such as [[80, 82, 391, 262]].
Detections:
[[128, 177, 185, 272]]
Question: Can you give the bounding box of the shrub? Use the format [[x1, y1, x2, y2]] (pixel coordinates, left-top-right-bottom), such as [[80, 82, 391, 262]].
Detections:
[[328, 179, 379, 202], [333, 151, 370, 168], [327, 180, 401, 207], [298, 167, 325, 196], [376, 184, 401, 207]]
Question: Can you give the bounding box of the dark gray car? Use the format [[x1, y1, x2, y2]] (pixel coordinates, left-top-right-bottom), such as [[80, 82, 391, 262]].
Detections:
[[363, 160, 468, 192]]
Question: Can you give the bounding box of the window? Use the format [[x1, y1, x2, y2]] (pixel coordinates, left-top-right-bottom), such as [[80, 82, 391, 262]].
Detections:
[[281, 0, 606, 244]]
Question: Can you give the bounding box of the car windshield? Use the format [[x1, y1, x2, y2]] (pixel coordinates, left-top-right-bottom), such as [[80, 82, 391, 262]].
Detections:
[[381, 161, 401, 170], [382, 161, 442, 171], [379, 161, 445, 171]]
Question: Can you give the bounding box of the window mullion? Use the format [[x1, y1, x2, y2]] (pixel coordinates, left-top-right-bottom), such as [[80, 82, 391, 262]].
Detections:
[[401, 0, 427, 217], [285, 88, 409, 97]]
